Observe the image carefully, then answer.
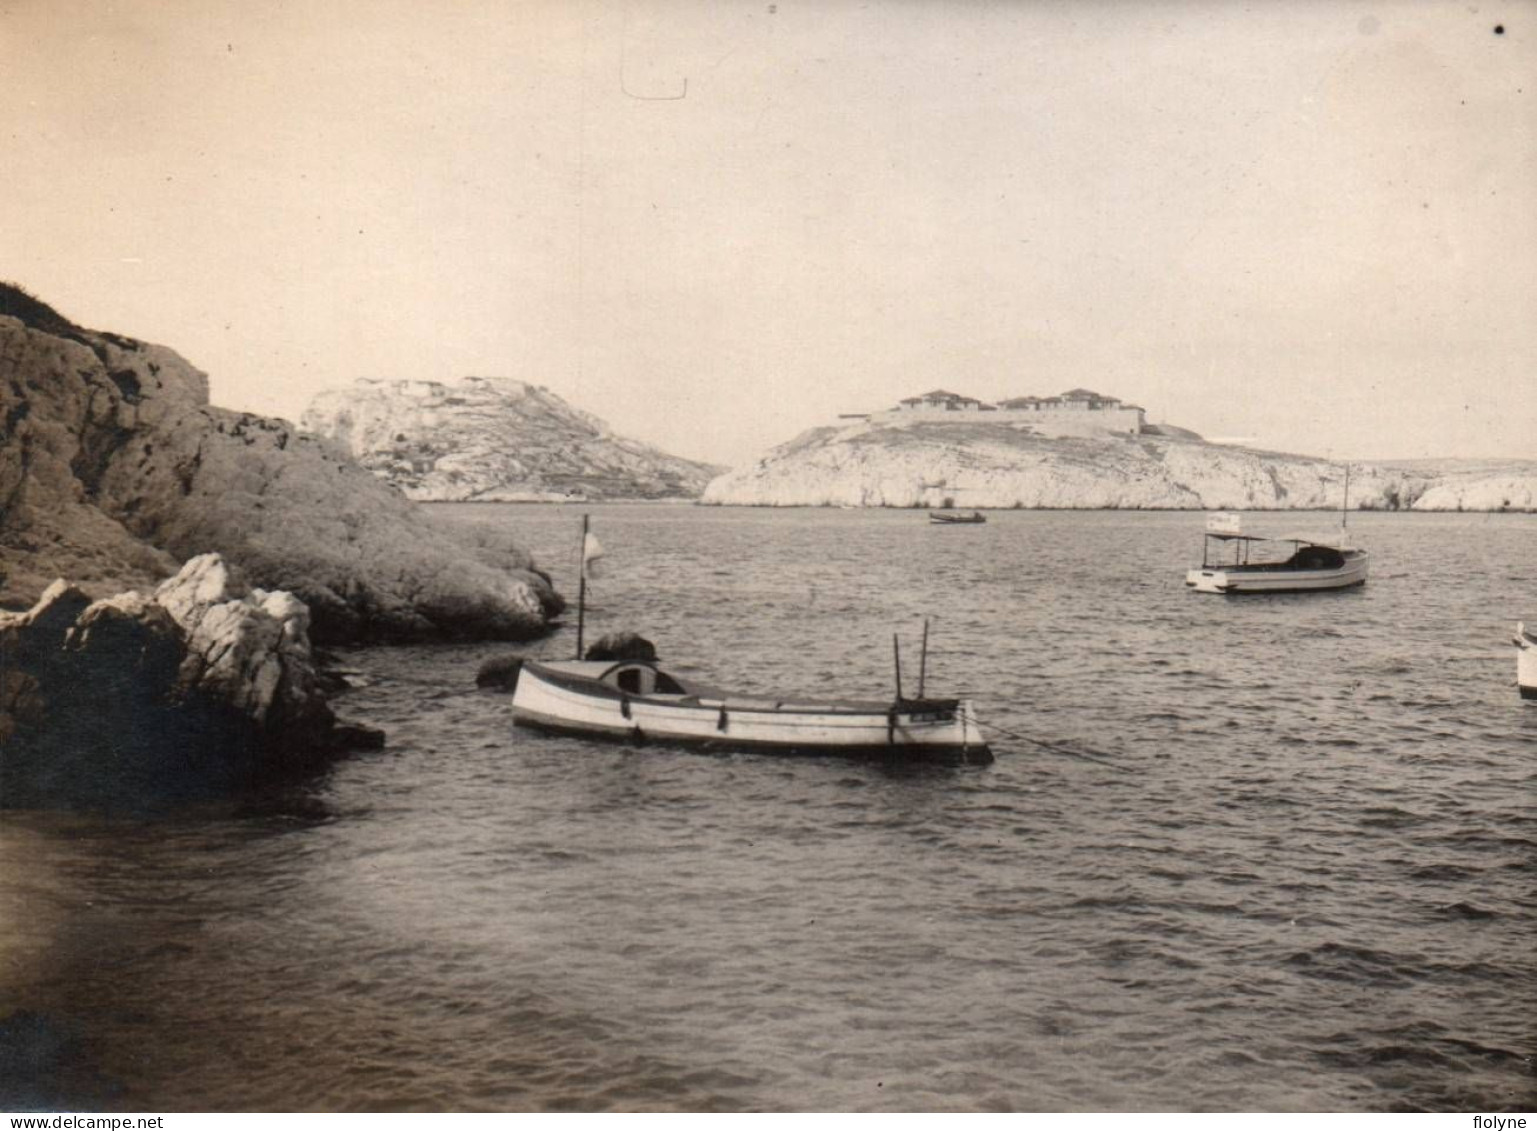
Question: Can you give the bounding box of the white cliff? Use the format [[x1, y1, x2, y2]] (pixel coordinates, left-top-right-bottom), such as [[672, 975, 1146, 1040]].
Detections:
[[301, 377, 720, 501], [701, 418, 1537, 511]]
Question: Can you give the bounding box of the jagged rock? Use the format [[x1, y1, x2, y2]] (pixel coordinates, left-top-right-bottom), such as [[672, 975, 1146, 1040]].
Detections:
[[701, 417, 1537, 511], [0, 555, 375, 809], [585, 632, 657, 662], [150, 554, 334, 740], [0, 285, 563, 641], [0, 582, 96, 743], [475, 653, 524, 691], [301, 376, 722, 501]]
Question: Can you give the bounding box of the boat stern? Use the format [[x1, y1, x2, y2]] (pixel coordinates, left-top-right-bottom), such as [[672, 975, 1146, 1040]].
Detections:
[[1518, 622, 1537, 701], [1185, 568, 1228, 594], [955, 699, 993, 765]]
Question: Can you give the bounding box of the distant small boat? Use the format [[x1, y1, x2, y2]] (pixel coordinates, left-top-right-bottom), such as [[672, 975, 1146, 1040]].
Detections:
[[1515, 622, 1537, 700], [929, 511, 986, 525], [1186, 513, 1367, 594]]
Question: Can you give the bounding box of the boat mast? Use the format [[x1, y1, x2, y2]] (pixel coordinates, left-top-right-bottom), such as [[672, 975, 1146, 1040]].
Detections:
[[1341, 463, 1350, 530], [575, 513, 589, 660], [917, 617, 930, 699], [892, 633, 904, 702]]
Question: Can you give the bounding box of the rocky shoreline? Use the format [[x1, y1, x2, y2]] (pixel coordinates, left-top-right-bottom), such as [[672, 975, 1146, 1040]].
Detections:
[[0, 285, 563, 643], [0, 283, 566, 806], [0, 554, 381, 809]]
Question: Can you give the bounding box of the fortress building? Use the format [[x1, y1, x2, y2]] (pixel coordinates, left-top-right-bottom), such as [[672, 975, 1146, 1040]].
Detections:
[[862, 388, 1145, 433]]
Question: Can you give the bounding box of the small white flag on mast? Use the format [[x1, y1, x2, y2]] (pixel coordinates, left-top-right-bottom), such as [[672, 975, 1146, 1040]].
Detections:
[[582, 532, 605, 580]]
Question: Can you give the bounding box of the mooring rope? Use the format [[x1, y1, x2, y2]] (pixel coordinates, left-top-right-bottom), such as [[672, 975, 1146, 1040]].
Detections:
[[972, 719, 1131, 772]]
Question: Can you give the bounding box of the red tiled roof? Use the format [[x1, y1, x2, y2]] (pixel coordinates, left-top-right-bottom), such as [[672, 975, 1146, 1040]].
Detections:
[[899, 389, 982, 404]]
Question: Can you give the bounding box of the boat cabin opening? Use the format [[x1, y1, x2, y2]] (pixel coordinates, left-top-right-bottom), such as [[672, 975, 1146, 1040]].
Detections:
[[1287, 544, 1345, 570], [608, 663, 689, 696]]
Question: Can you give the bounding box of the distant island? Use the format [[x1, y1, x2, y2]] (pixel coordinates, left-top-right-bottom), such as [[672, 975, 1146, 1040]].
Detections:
[[702, 388, 1537, 511], [302, 377, 721, 502]]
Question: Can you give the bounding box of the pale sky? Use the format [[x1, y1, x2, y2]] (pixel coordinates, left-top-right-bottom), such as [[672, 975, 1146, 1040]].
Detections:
[[3, 0, 1533, 466]]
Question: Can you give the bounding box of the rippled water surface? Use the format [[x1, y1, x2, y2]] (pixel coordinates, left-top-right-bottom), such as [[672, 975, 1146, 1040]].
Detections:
[[3, 507, 1534, 1111]]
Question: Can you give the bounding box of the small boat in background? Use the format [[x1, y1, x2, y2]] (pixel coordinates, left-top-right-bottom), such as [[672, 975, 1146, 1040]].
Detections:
[[1515, 622, 1537, 700], [1185, 513, 1367, 594], [929, 510, 986, 525]]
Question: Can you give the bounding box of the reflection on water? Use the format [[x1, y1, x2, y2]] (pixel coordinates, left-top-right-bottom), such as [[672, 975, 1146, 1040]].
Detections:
[[2, 508, 1533, 1111]]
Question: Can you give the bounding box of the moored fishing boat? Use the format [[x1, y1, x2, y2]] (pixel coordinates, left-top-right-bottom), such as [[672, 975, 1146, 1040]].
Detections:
[[929, 510, 986, 524], [1515, 622, 1537, 700], [512, 517, 992, 763], [510, 657, 991, 764]]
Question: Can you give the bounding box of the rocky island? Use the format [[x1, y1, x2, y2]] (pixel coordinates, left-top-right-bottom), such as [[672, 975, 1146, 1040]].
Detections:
[[301, 377, 720, 502], [702, 389, 1537, 511]]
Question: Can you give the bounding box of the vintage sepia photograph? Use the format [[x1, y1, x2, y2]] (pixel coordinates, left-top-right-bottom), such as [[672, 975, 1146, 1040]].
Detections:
[[1, 0, 1533, 1115]]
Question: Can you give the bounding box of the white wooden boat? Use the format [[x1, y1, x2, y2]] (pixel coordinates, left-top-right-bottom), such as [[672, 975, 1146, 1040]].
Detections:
[[528, 516, 991, 763], [1515, 622, 1537, 701], [511, 658, 992, 764], [1185, 531, 1369, 594]]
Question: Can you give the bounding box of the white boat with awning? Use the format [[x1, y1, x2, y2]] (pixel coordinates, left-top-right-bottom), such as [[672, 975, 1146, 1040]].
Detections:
[[1185, 514, 1368, 595], [511, 658, 991, 764]]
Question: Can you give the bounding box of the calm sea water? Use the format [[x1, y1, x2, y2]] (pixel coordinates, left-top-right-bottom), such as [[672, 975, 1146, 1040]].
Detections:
[[2, 507, 1533, 1112]]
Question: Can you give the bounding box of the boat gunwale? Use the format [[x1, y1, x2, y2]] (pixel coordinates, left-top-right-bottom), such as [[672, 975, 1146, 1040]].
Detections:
[[520, 659, 962, 719], [1187, 555, 1369, 578]]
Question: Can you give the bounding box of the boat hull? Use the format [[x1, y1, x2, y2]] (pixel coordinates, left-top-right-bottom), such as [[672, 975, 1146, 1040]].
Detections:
[[1185, 551, 1369, 594], [511, 661, 992, 764], [929, 513, 985, 525]]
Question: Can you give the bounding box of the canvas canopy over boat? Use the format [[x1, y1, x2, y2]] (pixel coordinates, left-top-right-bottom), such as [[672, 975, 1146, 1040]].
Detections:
[[1515, 622, 1537, 701], [929, 511, 986, 524], [1185, 513, 1368, 594], [511, 516, 991, 764]]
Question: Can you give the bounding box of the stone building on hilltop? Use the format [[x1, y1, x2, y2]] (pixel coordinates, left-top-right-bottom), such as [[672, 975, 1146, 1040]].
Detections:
[[860, 388, 1145, 433]]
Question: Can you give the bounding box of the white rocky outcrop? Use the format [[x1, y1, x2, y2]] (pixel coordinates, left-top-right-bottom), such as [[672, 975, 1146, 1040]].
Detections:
[[301, 376, 720, 501], [1407, 475, 1537, 513], [701, 418, 1537, 511], [152, 554, 316, 730]]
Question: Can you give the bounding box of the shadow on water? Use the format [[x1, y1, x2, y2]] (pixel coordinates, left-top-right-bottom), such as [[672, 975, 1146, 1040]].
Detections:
[[0, 1009, 122, 1111], [0, 717, 352, 818], [0, 778, 342, 1111]]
